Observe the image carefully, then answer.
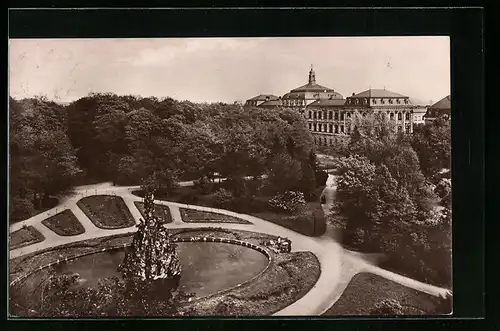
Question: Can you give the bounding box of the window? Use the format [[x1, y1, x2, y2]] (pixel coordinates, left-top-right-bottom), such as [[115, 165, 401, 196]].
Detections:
[[389, 99, 393, 104], [329, 139, 333, 146], [347, 126, 351, 134], [313, 111, 317, 119], [340, 125, 345, 133], [347, 112, 351, 118], [308, 123, 312, 130], [398, 113, 402, 120], [308, 111, 312, 119], [329, 124, 333, 133], [390, 113, 394, 120], [335, 125, 339, 134], [405, 112, 410, 120], [334, 112, 339, 120], [373, 99, 377, 104], [381, 99, 385, 104], [324, 111, 327, 119], [313, 124, 317, 131], [396, 99, 401, 104], [340, 112, 345, 120], [318, 112, 322, 120], [405, 126, 410, 134], [324, 137, 327, 144], [329, 111, 333, 120]]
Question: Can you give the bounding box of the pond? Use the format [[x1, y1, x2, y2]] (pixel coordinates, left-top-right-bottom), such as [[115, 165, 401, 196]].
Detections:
[[12, 242, 269, 312]]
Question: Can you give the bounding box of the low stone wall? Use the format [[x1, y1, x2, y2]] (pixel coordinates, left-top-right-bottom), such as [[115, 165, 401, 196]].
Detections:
[[10, 236, 273, 291]]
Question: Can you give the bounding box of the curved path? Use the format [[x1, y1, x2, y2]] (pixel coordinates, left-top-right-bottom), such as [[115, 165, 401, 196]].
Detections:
[[9, 175, 451, 316]]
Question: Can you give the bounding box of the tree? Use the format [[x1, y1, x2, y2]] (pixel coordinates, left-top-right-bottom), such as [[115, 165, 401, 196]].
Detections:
[[266, 153, 302, 194], [411, 119, 451, 179]]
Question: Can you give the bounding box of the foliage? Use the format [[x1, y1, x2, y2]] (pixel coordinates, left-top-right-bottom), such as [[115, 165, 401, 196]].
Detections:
[[213, 188, 234, 208], [333, 114, 451, 287], [9, 97, 82, 220], [269, 191, 306, 213], [411, 119, 451, 179], [26, 274, 191, 317], [120, 190, 182, 288], [370, 299, 406, 315], [266, 153, 302, 194]]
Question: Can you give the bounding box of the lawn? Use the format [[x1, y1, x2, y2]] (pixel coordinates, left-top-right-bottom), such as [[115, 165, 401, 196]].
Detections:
[[322, 273, 451, 316], [134, 202, 173, 224], [77, 195, 136, 229], [179, 209, 252, 224], [132, 184, 327, 237], [10, 226, 45, 250], [41, 209, 85, 236]]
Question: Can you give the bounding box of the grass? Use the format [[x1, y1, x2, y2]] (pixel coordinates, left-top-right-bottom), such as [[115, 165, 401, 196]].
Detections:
[[184, 251, 321, 316], [322, 273, 451, 316], [179, 209, 251, 224], [41, 209, 85, 236], [77, 195, 136, 229], [134, 202, 173, 224], [134, 184, 327, 237], [10, 226, 45, 250]]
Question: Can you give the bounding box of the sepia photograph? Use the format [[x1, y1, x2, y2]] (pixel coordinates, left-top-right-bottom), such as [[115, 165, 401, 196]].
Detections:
[[9, 36, 453, 317]]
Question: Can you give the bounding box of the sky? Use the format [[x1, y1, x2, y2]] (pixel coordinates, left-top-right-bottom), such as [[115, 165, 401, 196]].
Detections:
[[9, 37, 450, 105]]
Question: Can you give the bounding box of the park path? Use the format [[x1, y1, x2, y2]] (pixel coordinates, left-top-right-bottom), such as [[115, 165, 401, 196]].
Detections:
[[9, 175, 451, 315]]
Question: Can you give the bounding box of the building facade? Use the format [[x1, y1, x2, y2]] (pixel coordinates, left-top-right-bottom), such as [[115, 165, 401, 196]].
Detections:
[[245, 67, 433, 146], [424, 95, 451, 124]]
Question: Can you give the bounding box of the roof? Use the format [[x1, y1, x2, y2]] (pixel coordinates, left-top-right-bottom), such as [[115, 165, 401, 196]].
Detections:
[[247, 94, 279, 101], [429, 95, 451, 110], [350, 89, 409, 98], [290, 83, 336, 92], [259, 100, 283, 107], [308, 99, 346, 107]]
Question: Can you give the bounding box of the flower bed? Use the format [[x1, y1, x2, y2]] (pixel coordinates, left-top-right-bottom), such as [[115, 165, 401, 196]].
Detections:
[[10, 226, 45, 250], [41, 209, 85, 236], [134, 202, 173, 224], [179, 209, 251, 224], [77, 195, 136, 229], [322, 273, 451, 316]]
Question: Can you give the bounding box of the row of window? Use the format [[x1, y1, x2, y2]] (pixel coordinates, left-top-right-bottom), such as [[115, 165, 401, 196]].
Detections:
[[309, 122, 350, 134], [283, 99, 306, 107], [307, 110, 411, 121], [346, 98, 410, 105], [310, 124, 412, 135], [308, 110, 349, 120]]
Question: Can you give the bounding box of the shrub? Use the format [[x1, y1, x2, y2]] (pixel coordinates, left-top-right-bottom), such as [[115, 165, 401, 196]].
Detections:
[[370, 298, 406, 315], [193, 176, 214, 195], [269, 191, 306, 213], [10, 197, 35, 222], [213, 188, 233, 208]]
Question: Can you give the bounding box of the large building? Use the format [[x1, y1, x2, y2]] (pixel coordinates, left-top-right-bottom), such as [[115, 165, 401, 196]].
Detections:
[[424, 95, 451, 124], [245, 66, 435, 146]]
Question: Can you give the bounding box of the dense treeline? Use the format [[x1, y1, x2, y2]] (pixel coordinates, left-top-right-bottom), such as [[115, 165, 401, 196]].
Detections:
[[9, 93, 316, 222], [328, 112, 452, 287]]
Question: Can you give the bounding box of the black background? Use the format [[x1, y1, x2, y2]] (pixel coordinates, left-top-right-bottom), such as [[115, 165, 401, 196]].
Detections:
[[5, 6, 488, 331]]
